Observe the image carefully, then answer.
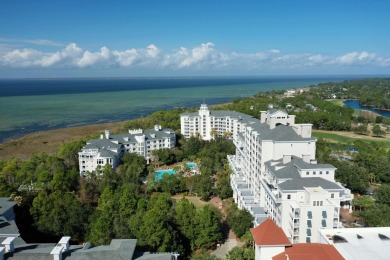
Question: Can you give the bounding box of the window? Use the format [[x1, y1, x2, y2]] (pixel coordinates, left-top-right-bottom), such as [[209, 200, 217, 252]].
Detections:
[[322, 219, 327, 227], [306, 237, 311, 243], [287, 195, 291, 199], [322, 211, 327, 218], [307, 211, 312, 219], [326, 171, 329, 174], [320, 171, 323, 175], [320, 201, 323, 206], [306, 171, 309, 175], [307, 220, 312, 228], [313, 171, 316, 175], [331, 193, 334, 198], [307, 229, 312, 236]]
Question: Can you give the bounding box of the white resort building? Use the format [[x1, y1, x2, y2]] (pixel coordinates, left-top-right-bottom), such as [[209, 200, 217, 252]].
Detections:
[[78, 125, 176, 176], [181, 104, 353, 243]]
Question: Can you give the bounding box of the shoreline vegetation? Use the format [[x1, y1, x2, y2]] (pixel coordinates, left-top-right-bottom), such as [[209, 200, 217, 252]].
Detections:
[[0, 103, 227, 160]]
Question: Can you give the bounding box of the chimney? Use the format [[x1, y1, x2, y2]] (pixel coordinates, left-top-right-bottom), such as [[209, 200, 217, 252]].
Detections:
[[105, 130, 110, 139], [154, 125, 161, 131], [1, 237, 16, 253], [50, 245, 64, 260], [260, 111, 267, 123], [283, 155, 292, 164], [58, 236, 71, 252], [0, 247, 4, 260]]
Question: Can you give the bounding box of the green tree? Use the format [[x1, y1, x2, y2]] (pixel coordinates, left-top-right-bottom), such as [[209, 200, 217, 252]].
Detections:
[[215, 174, 233, 199], [372, 124, 385, 137], [194, 205, 222, 250], [30, 190, 90, 242], [87, 187, 115, 245], [191, 250, 220, 260], [375, 184, 390, 206], [137, 193, 178, 252], [120, 153, 146, 184], [226, 247, 254, 260], [352, 195, 375, 211], [227, 204, 253, 238], [174, 198, 198, 249], [58, 140, 85, 167]]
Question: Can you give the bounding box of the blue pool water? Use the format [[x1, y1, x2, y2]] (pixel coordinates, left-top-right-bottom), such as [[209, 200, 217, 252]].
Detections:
[[155, 169, 176, 181], [186, 163, 196, 168]]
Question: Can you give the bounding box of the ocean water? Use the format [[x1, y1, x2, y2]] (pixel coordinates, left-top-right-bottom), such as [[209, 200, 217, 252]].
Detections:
[[0, 76, 361, 143]]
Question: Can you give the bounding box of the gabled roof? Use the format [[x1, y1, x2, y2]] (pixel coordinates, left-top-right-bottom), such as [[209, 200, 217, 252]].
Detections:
[[250, 218, 291, 246], [278, 177, 343, 191], [268, 109, 288, 115], [273, 243, 344, 260]]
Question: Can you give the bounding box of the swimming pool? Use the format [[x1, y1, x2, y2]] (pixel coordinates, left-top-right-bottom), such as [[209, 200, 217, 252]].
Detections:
[[155, 169, 176, 181], [186, 162, 197, 168]]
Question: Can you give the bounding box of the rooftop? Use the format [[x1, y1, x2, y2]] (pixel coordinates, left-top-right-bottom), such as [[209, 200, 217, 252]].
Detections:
[[250, 218, 291, 246], [273, 243, 344, 260], [319, 227, 390, 260]]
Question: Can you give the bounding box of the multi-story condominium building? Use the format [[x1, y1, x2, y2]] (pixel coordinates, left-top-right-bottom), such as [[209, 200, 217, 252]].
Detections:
[[180, 104, 353, 243], [78, 125, 176, 176]]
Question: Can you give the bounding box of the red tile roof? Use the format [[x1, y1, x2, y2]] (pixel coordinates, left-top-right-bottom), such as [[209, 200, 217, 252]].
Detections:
[[273, 243, 344, 260], [250, 218, 292, 246]]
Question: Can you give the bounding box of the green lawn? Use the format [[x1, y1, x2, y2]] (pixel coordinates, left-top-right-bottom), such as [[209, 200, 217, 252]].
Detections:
[[312, 131, 390, 148], [172, 195, 209, 209], [326, 99, 344, 106]]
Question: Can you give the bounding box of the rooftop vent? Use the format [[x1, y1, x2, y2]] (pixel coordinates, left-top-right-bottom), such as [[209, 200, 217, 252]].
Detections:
[[379, 233, 390, 240], [332, 235, 348, 243]]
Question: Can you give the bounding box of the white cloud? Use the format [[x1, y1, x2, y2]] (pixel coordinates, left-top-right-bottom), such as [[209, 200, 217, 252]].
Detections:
[[26, 39, 64, 47], [336, 51, 377, 65], [2, 48, 42, 67], [0, 42, 389, 72]]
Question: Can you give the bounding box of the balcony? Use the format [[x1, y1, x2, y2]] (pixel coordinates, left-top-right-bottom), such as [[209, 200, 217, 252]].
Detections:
[[290, 211, 300, 219]]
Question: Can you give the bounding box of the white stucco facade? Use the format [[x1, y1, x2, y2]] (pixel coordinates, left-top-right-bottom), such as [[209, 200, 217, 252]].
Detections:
[[78, 125, 176, 176], [181, 105, 353, 244]]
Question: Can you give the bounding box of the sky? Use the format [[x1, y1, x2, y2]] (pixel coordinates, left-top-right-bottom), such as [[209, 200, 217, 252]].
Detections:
[[0, 0, 389, 78]]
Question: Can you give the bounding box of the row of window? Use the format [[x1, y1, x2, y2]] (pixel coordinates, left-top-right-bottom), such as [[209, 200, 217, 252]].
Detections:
[[306, 170, 330, 175]]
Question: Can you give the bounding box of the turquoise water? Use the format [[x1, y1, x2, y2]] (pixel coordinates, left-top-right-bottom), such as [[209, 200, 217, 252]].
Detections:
[[155, 169, 176, 181], [0, 76, 360, 142], [186, 163, 196, 168]]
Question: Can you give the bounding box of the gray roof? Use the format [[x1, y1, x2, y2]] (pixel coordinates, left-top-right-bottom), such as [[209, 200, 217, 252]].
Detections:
[[181, 107, 315, 142], [268, 109, 287, 115], [293, 157, 336, 170], [112, 128, 175, 144], [0, 197, 16, 217], [7, 239, 173, 260], [279, 177, 343, 191], [84, 139, 122, 150], [265, 156, 335, 180], [258, 125, 315, 142]]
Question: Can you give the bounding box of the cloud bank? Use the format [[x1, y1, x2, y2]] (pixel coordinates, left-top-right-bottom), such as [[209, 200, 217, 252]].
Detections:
[[1, 42, 389, 72]]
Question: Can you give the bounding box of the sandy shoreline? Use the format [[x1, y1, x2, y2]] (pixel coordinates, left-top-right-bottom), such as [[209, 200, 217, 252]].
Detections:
[[0, 121, 125, 161]]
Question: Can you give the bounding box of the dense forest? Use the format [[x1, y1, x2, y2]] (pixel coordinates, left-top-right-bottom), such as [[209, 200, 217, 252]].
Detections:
[[3, 78, 390, 258], [309, 78, 390, 109], [0, 131, 253, 259]]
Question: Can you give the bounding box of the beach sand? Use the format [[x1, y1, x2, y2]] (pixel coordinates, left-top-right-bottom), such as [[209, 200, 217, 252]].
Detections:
[[0, 121, 125, 161]]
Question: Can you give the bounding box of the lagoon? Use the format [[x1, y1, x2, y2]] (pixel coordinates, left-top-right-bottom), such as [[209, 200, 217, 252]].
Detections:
[[344, 100, 390, 118]]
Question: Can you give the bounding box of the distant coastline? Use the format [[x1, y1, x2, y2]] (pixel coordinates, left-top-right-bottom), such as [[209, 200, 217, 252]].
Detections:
[[0, 76, 365, 143]]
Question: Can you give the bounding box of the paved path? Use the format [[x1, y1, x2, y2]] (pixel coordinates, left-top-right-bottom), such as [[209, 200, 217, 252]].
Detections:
[[212, 230, 243, 259]]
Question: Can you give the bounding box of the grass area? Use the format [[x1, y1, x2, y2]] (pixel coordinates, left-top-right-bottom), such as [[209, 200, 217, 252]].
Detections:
[[312, 130, 390, 148], [171, 195, 209, 209], [326, 99, 344, 106]]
